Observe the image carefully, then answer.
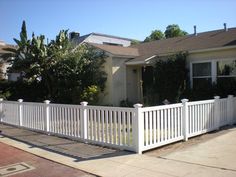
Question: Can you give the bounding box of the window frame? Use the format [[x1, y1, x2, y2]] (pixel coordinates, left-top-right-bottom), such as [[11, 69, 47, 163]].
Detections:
[[216, 59, 236, 78], [190, 60, 214, 88], [190, 58, 236, 88]]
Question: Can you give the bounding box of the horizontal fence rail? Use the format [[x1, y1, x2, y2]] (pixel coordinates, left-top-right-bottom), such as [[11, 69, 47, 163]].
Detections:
[[0, 95, 235, 154]]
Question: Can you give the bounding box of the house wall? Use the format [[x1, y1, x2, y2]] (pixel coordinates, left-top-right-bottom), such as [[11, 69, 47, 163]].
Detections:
[[111, 57, 129, 106], [187, 48, 236, 65], [98, 56, 130, 106], [85, 35, 131, 47], [98, 56, 113, 105]]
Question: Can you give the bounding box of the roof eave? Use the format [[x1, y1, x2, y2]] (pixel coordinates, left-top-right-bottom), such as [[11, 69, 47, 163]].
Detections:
[[126, 55, 156, 65], [189, 45, 236, 54], [90, 33, 137, 42]]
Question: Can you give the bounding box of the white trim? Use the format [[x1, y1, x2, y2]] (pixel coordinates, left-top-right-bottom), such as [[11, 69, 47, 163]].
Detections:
[[217, 75, 236, 78], [126, 55, 156, 65], [189, 45, 236, 54], [193, 76, 211, 79], [190, 61, 213, 88], [212, 61, 217, 83], [190, 60, 213, 64], [190, 62, 193, 88]]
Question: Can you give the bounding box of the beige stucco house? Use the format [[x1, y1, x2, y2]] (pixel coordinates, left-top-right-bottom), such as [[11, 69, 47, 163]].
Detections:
[[90, 27, 236, 106], [70, 32, 134, 47], [0, 41, 16, 80]]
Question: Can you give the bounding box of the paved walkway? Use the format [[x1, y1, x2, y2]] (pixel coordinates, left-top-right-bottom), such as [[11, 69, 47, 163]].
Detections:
[[1, 123, 236, 177]]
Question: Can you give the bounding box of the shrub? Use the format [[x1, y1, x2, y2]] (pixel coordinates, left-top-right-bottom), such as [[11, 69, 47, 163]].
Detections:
[[81, 85, 100, 105]]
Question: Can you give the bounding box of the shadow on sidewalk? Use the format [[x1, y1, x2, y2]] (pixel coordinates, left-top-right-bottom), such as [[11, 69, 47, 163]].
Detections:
[[0, 123, 133, 162]]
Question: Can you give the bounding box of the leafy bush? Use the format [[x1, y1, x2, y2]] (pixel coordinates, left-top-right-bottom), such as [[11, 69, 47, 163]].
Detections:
[[81, 85, 100, 105], [120, 99, 133, 107], [152, 52, 188, 104]]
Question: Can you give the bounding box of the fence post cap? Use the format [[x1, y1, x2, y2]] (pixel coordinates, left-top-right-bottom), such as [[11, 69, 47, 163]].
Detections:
[[181, 99, 189, 103], [214, 96, 220, 99], [228, 95, 234, 98], [0, 98, 3, 101], [44, 100, 50, 104], [133, 103, 143, 108], [18, 99, 23, 103], [80, 101, 88, 106]]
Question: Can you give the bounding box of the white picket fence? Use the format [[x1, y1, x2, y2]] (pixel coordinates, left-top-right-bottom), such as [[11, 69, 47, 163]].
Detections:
[[0, 95, 235, 154]]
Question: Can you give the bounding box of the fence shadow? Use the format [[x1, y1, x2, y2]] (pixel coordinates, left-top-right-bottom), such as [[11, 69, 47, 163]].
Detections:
[[0, 123, 134, 162]]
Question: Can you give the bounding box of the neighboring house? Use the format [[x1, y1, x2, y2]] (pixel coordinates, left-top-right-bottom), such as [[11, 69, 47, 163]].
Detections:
[[70, 32, 134, 47], [0, 41, 17, 80], [90, 26, 236, 106]]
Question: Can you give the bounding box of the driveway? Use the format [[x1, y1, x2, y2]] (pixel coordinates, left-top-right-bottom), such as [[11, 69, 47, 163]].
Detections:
[[1, 124, 236, 177], [160, 127, 236, 173]]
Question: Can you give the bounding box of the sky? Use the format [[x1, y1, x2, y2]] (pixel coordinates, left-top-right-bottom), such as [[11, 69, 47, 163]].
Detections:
[[0, 0, 236, 44]]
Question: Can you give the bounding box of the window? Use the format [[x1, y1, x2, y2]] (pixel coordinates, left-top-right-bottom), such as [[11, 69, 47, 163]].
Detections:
[[191, 59, 236, 89], [217, 60, 236, 77], [192, 62, 212, 88], [217, 60, 236, 89], [193, 62, 211, 77]]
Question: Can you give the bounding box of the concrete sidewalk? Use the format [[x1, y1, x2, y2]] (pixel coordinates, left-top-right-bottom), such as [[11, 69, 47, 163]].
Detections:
[[1, 124, 236, 177], [0, 124, 130, 160]]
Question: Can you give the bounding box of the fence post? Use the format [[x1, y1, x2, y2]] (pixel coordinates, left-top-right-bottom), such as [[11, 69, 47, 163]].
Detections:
[[214, 96, 220, 130], [80, 101, 88, 140], [18, 99, 23, 126], [0, 98, 3, 122], [44, 100, 50, 133], [181, 99, 189, 141], [227, 95, 234, 125], [133, 103, 143, 154]]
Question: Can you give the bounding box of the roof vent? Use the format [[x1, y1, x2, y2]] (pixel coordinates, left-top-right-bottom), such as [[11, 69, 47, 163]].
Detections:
[[69, 32, 80, 40], [194, 25, 197, 36], [223, 23, 228, 31]]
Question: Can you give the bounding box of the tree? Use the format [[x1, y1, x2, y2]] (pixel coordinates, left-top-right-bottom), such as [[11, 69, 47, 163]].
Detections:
[[164, 24, 188, 38], [50, 44, 107, 104], [0, 61, 3, 80], [144, 30, 165, 42], [131, 40, 140, 45], [3, 21, 107, 104]]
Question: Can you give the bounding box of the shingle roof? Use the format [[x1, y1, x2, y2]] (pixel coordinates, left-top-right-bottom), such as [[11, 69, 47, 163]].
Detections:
[[0, 44, 15, 54], [89, 43, 139, 57], [90, 28, 236, 63], [130, 28, 236, 62]]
